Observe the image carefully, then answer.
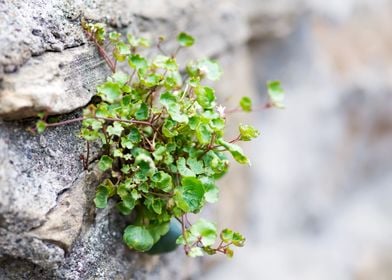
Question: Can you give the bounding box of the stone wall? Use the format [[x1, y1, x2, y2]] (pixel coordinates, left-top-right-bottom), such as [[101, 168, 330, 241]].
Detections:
[[0, 0, 296, 279]]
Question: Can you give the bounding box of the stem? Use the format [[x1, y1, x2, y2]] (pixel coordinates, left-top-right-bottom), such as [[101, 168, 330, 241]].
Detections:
[[225, 102, 272, 114], [45, 116, 152, 127], [84, 30, 116, 73]]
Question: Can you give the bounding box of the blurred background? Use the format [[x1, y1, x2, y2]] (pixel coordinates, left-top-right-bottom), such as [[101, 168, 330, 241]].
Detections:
[[204, 0, 392, 279]]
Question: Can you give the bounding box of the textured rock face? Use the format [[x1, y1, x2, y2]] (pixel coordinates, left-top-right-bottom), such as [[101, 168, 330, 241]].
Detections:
[[0, 0, 299, 279], [0, 0, 249, 119]]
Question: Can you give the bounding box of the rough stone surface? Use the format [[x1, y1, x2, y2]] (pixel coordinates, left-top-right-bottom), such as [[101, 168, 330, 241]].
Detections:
[[0, 0, 250, 120]]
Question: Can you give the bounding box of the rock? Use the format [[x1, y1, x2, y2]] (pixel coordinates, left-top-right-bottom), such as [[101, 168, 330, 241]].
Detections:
[[0, 46, 109, 120], [28, 166, 103, 250], [0, 0, 249, 120]]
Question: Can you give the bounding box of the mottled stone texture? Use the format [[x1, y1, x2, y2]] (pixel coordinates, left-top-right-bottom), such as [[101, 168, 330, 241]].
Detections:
[[0, 0, 299, 279]]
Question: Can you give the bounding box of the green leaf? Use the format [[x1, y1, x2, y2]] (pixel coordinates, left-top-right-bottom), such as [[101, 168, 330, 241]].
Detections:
[[98, 155, 113, 171], [94, 186, 110, 208], [177, 32, 195, 47], [218, 139, 249, 165], [151, 171, 173, 192], [135, 103, 149, 120], [190, 219, 217, 246], [188, 247, 204, 257], [94, 179, 115, 208], [196, 123, 212, 145], [97, 82, 122, 103], [195, 86, 215, 109], [239, 96, 252, 112], [127, 127, 141, 143], [197, 59, 222, 81], [187, 157, 204, 175], [36, 120, 47, 134], [239, 124, 260, 141], [107, 122, 124, 137], [123, 225, 154, 252], [232, 232, 246, 247], [109, 31, 121, 42], [114, 42, 131, 62], [267, 80, 285, 108], [111, 71, 128, 85], [177, 157, 195, 177], [80, 128, 100, 141], [160, 92, 188, 123], [147, 222, 170, 243], [203, 181, 219, 203], [180, 177, 205, 212], [128, 54, 148, 75], [162, 119, 179, 138], [117, 201, 134, 215]]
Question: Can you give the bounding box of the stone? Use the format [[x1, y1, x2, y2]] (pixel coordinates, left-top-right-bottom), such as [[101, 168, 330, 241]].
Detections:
[[0, 0, 249, 120]]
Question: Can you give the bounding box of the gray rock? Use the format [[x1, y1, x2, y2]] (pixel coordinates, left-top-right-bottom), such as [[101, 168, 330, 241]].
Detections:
[[0, 0, 250, 120]]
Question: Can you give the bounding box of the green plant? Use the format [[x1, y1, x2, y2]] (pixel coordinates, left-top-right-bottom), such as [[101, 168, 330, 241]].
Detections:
[[35, 21, 284, 258]]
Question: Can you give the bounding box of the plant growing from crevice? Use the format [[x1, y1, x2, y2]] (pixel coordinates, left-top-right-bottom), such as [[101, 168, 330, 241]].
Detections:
[[35, 21, 284, 258]]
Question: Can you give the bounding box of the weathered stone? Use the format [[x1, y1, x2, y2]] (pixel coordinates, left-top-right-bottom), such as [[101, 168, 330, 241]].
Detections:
[[0, 0, 249, 120], [28, 165, 103, 250], [0, 46, 109, 119]]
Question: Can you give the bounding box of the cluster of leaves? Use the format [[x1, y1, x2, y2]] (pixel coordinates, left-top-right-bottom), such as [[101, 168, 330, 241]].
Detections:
[[36, 21, 284, 258]]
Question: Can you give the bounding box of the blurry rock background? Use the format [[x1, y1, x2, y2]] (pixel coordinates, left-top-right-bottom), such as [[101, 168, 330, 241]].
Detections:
[[205, 0, 392, 280], [1, 0, 391, 279]]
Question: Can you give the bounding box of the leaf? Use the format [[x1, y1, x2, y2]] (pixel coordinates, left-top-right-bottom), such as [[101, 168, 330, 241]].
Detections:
[[117, 201, 134, 215], [97, 82, 122, 103], [190, 219, 217, 246], [160, 92, 188, 123], [202, 178, 219, 203], [128, 54, 148, 75], [36, 120, 47, 134], [196, 123, 212, 145], [108, 31, 121, 42], [98, 155, 113, 171], [218, 139, 249, 165], [188, 247, 204, 257], [107, 122, 124, 137], [151, 171, 173, 192], [112, 71, 128, 85], [135, 102, 149, 120], [162, 119, 178, 138], [180, 177, 205, 212], [114, 42, 131, 62], [232, 232, 246, 247], [267, 80, 285, 108], [197, 59, 222, 81], [123, 225, 154, 252], [177, 157, 195, 177], [187, 157, 204, 175], [195, 86, 215, 109], [147, 222, 170, 243], [239, 124, 260, 141], [239, 96, 252, 112], [94, 186, 110, 208], [94, 179, 115, 208], [177, 32, 195, 47], [127, 127, 141, 143], [220, 229, 234, 243]]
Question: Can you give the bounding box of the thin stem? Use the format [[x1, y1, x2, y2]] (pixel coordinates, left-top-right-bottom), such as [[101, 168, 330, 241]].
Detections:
[[45, 116, 152, 127], [225, 102, 272, 115]]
